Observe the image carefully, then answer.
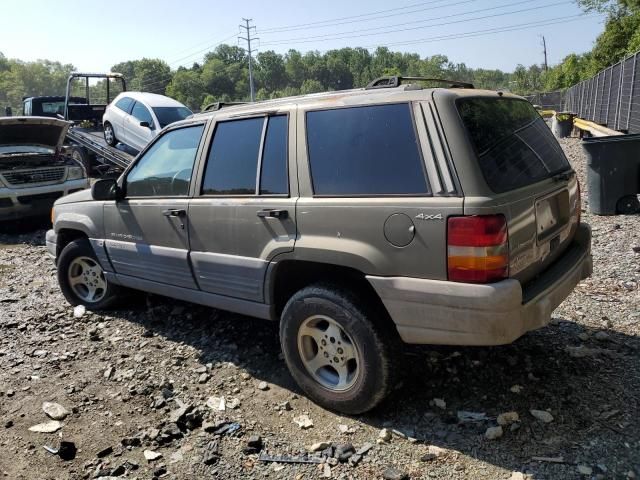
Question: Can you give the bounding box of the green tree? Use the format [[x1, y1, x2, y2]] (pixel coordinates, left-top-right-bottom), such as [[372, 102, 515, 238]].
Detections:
[[256, 50, 288, 92], [166, 69, 206, 111], [111, 58, 172, 94]]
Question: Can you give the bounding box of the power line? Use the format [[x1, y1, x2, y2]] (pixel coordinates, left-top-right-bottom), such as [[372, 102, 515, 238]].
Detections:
[[259, 0, 461, 33], [134, 32, 240, 92], [259, 0, 537, 39], [239, 18, 258, 102], [259, 0, 574, 47], [358, 13, 600, 50]]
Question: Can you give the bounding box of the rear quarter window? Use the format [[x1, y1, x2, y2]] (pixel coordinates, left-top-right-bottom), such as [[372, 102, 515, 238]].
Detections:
[[457, 97, 570, 193], [306, 104, 429, 196]]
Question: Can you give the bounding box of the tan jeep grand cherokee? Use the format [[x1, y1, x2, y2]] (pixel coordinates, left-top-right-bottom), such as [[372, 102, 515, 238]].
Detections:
[[47, 76, 592, 413]]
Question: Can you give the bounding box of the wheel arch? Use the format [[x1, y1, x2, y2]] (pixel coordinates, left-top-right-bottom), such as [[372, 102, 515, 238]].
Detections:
[[267, 259, 395, 330], [55, 228, 88, 259]]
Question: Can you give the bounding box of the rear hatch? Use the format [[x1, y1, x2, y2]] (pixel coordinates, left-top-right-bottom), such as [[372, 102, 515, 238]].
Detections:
[[441, 93, 580, 284]]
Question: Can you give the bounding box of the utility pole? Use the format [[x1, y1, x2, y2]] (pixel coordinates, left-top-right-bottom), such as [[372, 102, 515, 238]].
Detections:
[[541, 35, 548, 72], [239, 18, 257, 102]]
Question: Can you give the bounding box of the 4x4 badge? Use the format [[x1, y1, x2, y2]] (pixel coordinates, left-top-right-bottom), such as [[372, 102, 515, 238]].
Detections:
[[415, 213, 443, 221]]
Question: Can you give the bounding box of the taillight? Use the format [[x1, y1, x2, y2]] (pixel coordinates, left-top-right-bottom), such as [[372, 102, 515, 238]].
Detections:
[[447, 215, 509, 283]]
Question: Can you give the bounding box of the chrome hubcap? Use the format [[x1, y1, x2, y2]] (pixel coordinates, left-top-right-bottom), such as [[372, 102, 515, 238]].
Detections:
[[104, 126, 114, 143], [68, 256, 107, 303], [297, 315, 359, 391]]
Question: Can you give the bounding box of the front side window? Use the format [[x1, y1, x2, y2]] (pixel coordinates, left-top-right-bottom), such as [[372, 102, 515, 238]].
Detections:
[[202, 115, 289, 195], [306, 104, 429, 195], [115, 97, 134, 113], [131, 101, 154, 126], [126, 125, 204, 197]]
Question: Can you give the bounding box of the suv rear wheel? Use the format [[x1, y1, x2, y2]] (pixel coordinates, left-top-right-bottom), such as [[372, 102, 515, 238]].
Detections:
[[57, 238, 121, 310], [280, 284, 396, 414]]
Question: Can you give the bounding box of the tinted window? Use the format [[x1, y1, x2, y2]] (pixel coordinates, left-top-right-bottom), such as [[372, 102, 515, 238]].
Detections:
[[41, 101, 65, 115], [153, 106, 193, 128], [126, 125, 203, 197], [457, 98, 570, 193], [202, 117, 263, 195], [115, 97, 134, 113], [306, 104, 428, 195], [260, 115, 288, 194], [131, 102, 153, 126]]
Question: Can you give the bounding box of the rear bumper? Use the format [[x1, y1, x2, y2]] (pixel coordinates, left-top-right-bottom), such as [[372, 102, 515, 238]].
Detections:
[[367, 223, 592, 346], [0, 179, 88, 221]]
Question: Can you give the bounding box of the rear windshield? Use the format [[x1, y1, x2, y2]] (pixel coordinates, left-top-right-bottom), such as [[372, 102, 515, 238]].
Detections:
[[152, 106, 193, 128], [457, 98, 570, 193]]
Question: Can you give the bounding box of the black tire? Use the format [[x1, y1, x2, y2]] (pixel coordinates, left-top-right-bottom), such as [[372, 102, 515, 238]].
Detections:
[[57, 238, 121, 310], [280, 283, 398, 414], [69, 146, 91, 176], [616, 195, 640, 215], [103, 122, 117, 147]]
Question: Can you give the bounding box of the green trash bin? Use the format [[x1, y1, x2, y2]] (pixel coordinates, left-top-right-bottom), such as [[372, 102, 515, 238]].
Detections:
[[582, 133, 640, 215]]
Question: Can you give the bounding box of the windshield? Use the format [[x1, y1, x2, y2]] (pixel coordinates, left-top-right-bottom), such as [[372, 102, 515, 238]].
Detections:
[[152, 106, 193, 128], [0, 145, 54, 155], [457, 97, 570, 193]]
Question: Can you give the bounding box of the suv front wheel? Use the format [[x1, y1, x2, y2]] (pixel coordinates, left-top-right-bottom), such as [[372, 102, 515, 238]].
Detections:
[[57, 238, 121, 310], [280, 284, 396, 414]]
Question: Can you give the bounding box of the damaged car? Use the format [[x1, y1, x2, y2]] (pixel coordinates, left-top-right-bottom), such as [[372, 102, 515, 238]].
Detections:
[[0, 116, 89, 222]]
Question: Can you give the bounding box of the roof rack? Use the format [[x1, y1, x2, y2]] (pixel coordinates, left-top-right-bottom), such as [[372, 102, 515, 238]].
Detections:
[[203, 101, 249, 112], [365, 76, 474, 90]]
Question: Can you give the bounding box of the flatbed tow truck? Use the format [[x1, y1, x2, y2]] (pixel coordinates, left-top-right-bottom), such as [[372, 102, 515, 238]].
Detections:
[[23, 72, 136, 174]]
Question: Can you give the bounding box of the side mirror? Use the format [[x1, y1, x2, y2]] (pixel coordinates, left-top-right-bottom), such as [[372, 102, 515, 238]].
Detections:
[[140, 121, 151, 128], [91, 178, 121, 201]]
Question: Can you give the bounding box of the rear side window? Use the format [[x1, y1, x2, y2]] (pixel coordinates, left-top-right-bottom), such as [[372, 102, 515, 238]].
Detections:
[[115, 97, 134, 113], [306, 104, 429, 195], [260, 115, 288, 194], [457, 98, 570, 193], [202, 115, 289, 195]]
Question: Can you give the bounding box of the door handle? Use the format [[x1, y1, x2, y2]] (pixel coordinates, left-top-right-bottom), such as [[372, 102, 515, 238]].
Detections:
[[257, 209, 288, 219], [162, 209, 186, 217]]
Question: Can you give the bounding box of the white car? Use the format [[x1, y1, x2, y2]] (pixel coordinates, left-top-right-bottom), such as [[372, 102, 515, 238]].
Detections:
[[102, 92, 192, 152]]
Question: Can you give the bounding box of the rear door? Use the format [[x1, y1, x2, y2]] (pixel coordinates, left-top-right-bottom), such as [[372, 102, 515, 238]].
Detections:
[[435, 93, 580, 283], [187, 110, 297, 302], [103, 123, 205, 288], [294, 102, 463, 281]]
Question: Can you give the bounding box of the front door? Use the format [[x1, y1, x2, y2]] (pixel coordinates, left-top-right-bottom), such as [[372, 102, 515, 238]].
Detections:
[[104, 123, 205, 289], [188, 112, 297, 302], [126, 101, 155, 151]]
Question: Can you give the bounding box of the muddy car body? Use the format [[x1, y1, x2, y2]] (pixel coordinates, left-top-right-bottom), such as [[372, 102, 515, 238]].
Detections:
[[0, 117, 89, 221], [47, 78, 592, 413]]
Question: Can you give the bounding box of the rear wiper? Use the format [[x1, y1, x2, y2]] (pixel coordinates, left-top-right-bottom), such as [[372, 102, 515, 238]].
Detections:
[[552, 171, 574, 182]]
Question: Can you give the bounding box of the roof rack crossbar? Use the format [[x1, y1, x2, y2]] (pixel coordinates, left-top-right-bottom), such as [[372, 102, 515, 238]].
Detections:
[[365, 76, 474, 90], [203, 101, 249, 112]]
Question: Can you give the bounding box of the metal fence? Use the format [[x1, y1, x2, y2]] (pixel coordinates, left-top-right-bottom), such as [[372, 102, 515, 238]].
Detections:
[[564, 50, 640, 134], [525, 91, 564, 112]]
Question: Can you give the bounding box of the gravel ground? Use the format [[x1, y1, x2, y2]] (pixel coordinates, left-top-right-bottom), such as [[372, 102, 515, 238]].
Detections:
[[0, 136, 638, 480]]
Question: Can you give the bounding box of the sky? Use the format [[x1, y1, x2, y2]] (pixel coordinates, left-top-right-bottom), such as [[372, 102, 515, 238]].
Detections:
[[1, 0, 606, 73]]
